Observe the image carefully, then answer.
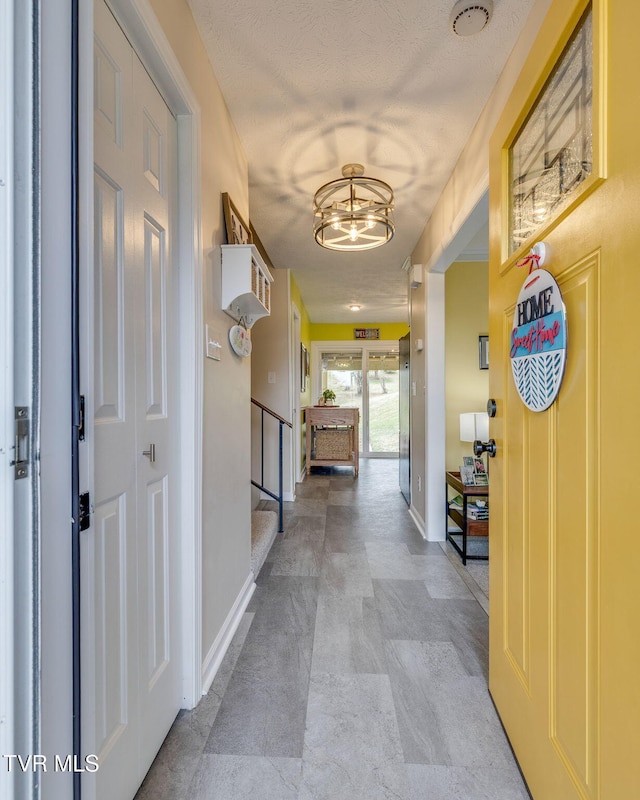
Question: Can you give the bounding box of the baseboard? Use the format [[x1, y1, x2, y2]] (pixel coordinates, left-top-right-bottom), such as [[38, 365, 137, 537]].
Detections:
[[409, 504, 426, 538], [201, 572, 255, 695]]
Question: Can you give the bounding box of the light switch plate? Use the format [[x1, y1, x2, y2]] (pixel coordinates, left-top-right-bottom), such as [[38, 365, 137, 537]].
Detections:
[[206, 324, 222, 361]]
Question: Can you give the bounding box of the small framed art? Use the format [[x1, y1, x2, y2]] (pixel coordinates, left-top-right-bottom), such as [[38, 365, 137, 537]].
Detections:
[[478, 335, 489, 370], [300, 344, 309, 392], [222, 192, 253, 245]]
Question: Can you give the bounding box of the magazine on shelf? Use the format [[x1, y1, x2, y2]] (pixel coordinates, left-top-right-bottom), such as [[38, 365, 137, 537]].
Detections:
[[467, 498, 488, 519]]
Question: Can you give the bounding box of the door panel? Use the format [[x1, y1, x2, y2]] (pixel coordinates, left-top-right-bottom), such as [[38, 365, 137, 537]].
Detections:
[[142, 111, 163, 192], [550, 258, 599, 791], [93, 495, 128, 748], [143, 216, 167, 417], [93, 171, 124, 421], [94, 39, 122, 147], [145, 475, 169, 684], [489, 2, 640, 797]]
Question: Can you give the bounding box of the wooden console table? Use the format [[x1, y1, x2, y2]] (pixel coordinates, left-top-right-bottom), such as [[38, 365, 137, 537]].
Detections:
[[446, 470, 488, 565], [305, 406, 359, 477]]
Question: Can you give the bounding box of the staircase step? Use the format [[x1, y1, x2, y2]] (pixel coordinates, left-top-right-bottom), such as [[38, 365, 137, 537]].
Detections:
[[251, 509, 279, 576]]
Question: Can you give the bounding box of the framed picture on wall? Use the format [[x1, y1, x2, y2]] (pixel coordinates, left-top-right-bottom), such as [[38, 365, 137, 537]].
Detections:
[[478, 335, 489, 370], [300, 344, 308, 392], [222, 192, 252, 245]]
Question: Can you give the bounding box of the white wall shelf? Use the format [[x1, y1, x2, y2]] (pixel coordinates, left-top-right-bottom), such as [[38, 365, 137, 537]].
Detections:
[[221, 244, 274, 328]]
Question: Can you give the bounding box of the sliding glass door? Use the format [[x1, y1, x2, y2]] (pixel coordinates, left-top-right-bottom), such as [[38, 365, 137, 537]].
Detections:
[[314, 342, 399, 457], [366, 350, 400, 455]]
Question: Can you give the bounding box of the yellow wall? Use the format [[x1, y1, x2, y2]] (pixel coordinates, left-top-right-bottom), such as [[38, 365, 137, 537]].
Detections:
[[310, 322, 409, 341], [289, 275, 312, 469], [445, 262, 489, 470], [290, 274, 311, 349], [290, 273, 312, 412]]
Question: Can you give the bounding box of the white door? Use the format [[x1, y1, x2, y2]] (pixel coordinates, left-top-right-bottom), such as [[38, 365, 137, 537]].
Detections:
[[82, 2, 180, 797]]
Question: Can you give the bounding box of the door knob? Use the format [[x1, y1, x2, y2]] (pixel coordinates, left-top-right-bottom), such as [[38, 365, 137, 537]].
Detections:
[[142, 443, 156, 463], [473, 439, 497, 458]]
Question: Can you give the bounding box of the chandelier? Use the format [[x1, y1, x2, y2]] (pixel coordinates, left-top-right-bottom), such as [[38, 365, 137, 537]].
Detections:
[[313, 164, 395, 251]]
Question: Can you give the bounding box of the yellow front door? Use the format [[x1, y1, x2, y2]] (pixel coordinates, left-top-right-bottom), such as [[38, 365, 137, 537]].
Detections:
[[489, 2, 640, 798]]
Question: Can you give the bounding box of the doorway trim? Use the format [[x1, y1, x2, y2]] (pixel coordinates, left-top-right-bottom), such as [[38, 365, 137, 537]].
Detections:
[[422, 187, 489, 541], [79, 0, 204, 709], [290, 302, 303, 485], [0, 3, 16, 795]]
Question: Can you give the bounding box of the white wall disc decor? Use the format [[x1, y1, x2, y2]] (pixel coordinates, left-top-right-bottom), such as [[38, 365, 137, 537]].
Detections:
[[229, 324, 252, 357], [510, 269, 567, 412]]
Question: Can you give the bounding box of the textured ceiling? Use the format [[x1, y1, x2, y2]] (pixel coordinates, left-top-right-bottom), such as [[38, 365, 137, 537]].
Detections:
[[188, 0, 536, 322]]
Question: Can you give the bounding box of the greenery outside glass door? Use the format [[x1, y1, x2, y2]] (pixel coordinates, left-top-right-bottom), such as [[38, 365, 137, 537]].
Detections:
[[366, 350, 399, 454]]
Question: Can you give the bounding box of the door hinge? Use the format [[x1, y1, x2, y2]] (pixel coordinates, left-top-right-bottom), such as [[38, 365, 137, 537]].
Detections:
[[79, 492, 91, 531], [13, 407, 29, 480], [78, 394, 85, 441]]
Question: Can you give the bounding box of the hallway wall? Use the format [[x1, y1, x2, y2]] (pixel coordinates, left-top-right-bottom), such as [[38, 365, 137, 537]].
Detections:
[[291, 276, 312, 471], [408, 272, 426, 529], [250, 267, 294, 502], [309, 322, 409, 341], [411, 0, 553, 273]]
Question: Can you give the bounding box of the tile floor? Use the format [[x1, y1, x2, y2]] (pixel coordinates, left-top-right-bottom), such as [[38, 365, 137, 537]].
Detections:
[[135, 459, 529, 800]]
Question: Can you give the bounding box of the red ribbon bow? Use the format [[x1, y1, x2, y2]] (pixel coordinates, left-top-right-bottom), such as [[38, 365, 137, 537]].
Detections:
[[516, 253, 541, 274]]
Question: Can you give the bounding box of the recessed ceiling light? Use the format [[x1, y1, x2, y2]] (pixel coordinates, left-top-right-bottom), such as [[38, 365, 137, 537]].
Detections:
[[349, 304, 361, 311]]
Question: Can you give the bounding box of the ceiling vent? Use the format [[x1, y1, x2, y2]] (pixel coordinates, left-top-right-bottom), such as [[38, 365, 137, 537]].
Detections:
[[450, 1, 493, 36]]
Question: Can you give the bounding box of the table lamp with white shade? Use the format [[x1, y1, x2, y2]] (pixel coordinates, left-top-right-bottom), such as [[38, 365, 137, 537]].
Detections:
[[459, 412, 489, 446], [460, 411, 494, 475]]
